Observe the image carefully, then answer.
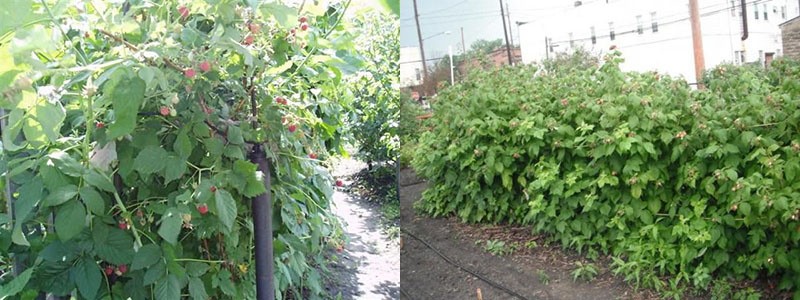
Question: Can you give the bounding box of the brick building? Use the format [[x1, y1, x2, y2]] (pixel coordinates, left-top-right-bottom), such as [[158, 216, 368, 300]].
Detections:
[[458, 46, 522, 74], [780, 16, 800, 59]]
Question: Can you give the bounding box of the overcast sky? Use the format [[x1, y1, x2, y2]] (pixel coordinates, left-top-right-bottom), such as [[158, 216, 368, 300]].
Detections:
[[400, 0, 584, 60]]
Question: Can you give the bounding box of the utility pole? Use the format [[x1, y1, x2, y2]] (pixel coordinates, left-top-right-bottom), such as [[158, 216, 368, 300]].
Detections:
[[499, 0, 513, 65], [412, 0, 428, 86], [689, 0, 706, 88], [461, 27, 466, 54], [506, 2, 514, 48], [544, 36, 549, 60]]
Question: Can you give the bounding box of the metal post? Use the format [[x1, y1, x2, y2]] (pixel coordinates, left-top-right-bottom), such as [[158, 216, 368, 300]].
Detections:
[[545, 36, 550, 60], [449, 45, 454, 85], [250, 144, 274, 300], [461, 27, 466, 54]]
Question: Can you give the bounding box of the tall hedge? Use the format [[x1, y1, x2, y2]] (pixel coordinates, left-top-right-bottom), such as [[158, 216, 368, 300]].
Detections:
[[412, 51, 800, 294]]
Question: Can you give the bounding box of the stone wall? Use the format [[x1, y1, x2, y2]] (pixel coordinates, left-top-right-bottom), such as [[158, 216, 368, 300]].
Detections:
[[782, 18, 800, 59]]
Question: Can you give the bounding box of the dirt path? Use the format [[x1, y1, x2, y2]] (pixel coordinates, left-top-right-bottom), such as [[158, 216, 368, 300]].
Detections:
[[400, 168, 655, 300], [323, 159, 400, 299]]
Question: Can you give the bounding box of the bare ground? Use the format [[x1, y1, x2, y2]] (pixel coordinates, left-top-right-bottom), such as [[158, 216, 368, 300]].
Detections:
[[323, 159, 400, 299]]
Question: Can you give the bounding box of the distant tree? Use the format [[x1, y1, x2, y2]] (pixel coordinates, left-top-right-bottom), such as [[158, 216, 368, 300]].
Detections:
[[469, 38, 504, 56]]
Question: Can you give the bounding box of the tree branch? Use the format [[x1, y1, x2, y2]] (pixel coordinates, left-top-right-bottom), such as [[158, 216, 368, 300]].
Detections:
[[97, 29, 184, 72]]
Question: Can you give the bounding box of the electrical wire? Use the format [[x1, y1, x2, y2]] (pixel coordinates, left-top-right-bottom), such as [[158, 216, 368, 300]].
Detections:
[[549, 0, 770, 44], [401, 227, 534, 300]]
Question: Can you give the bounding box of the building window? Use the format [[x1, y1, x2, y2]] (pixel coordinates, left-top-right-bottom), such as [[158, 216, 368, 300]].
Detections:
[[636, 15, 643, 34], [763, 4, 768, 20], [782, 6, 786, 19], [415, 68, 421, 81], [651, 12, 658, 33], [609, 22, 615, 41], [569, 32, 575, 47], [754, 3, 759, 20], [759, 50, 764, 64], [734, 50, 745, 64], [590, 26, 596, 44]]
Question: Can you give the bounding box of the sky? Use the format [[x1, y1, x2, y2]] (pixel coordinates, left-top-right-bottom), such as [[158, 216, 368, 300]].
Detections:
[[400, 0, 583, 61]]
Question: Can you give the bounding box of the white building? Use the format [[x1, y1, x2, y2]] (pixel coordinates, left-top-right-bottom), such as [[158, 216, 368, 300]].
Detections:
[[518, 0, 800, 84], [400, 47, 423, 88]]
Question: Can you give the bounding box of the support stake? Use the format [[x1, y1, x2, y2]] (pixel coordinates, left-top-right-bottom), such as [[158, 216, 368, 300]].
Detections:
[[250, 144, 275, 300]]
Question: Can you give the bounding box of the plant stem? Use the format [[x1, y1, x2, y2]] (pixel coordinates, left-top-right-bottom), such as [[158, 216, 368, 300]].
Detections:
[[174, 258, 225, 263], [103, 170, 144, 250], [41, 0, 89, 65]]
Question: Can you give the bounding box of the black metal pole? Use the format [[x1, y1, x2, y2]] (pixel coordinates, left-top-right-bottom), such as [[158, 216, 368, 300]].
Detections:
[[741, 0, 749, 40], [250, 144, 274, 300]]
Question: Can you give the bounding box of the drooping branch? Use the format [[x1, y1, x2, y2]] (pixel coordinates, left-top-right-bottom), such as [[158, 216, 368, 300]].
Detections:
[[97, 29, 184, 72]]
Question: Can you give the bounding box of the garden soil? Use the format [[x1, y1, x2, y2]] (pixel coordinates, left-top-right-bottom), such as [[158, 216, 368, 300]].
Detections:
[[324, 159, 400, 299], [399, 168, 659, 300]]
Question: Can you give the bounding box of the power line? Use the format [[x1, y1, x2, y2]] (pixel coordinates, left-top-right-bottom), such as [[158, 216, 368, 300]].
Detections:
[[549, 0, 767, 45]]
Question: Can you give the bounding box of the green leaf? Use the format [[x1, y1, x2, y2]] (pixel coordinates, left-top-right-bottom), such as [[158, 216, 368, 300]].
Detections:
[[11, 223, 28, 246], [48, 150, 83, 177], [138, 66, 156, 86], [71, 258, 101, 300], [155, 274, 181, 300], [32, 100, 66, 142], [267, 60, 293, 75], [0, 267, 34, 298], [204, 137, 224, 156], [215, 190, 237, 232], [134, 145, 169, 175], [174, 129, 193, 159], [80, 186, 106, 216], [725, 169, 737, 181], [84, 169, 117, 193], [143, 261, 166, 286], [131, 243, 162, 270], [234, 160, 267, 197], [14, 179, 43, 222], [186, 262, 210, 277], [55, 201, 86, 241], [163, 155, 187, 183], [106, 75, 146, 139], [0, 0, 37, 37], [216, 269, 237, 296], [227, 126, 244, 145], [738, 202, 751, 216], [94, 226, 135, 265], [188, 277, 209, 300], [631, 185, 642, 199], [42, 184, 79, 207], [157, 208, 183, 245], [259, 3, 297, 28], [378, 0, 400, 15], [2, 108, 25, 151]]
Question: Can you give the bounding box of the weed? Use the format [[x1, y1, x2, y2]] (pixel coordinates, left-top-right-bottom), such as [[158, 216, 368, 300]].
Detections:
[[483, 239, 516, 256], [571, 262, 599, 282], [524, 240, 538, 249], [537, 269, 550, 285]]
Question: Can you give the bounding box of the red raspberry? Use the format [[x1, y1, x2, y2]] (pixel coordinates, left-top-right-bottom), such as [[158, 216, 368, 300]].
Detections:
[[197, 204, 209, 215]]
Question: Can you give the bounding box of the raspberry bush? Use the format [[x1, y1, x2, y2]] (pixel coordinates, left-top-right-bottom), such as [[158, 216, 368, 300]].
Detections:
[[0, 0, 392, 299], [412, 51, 800, 296]]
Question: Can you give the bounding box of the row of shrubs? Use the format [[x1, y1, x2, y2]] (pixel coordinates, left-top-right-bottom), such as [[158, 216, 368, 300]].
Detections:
[[411, 50, 800, 296]]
